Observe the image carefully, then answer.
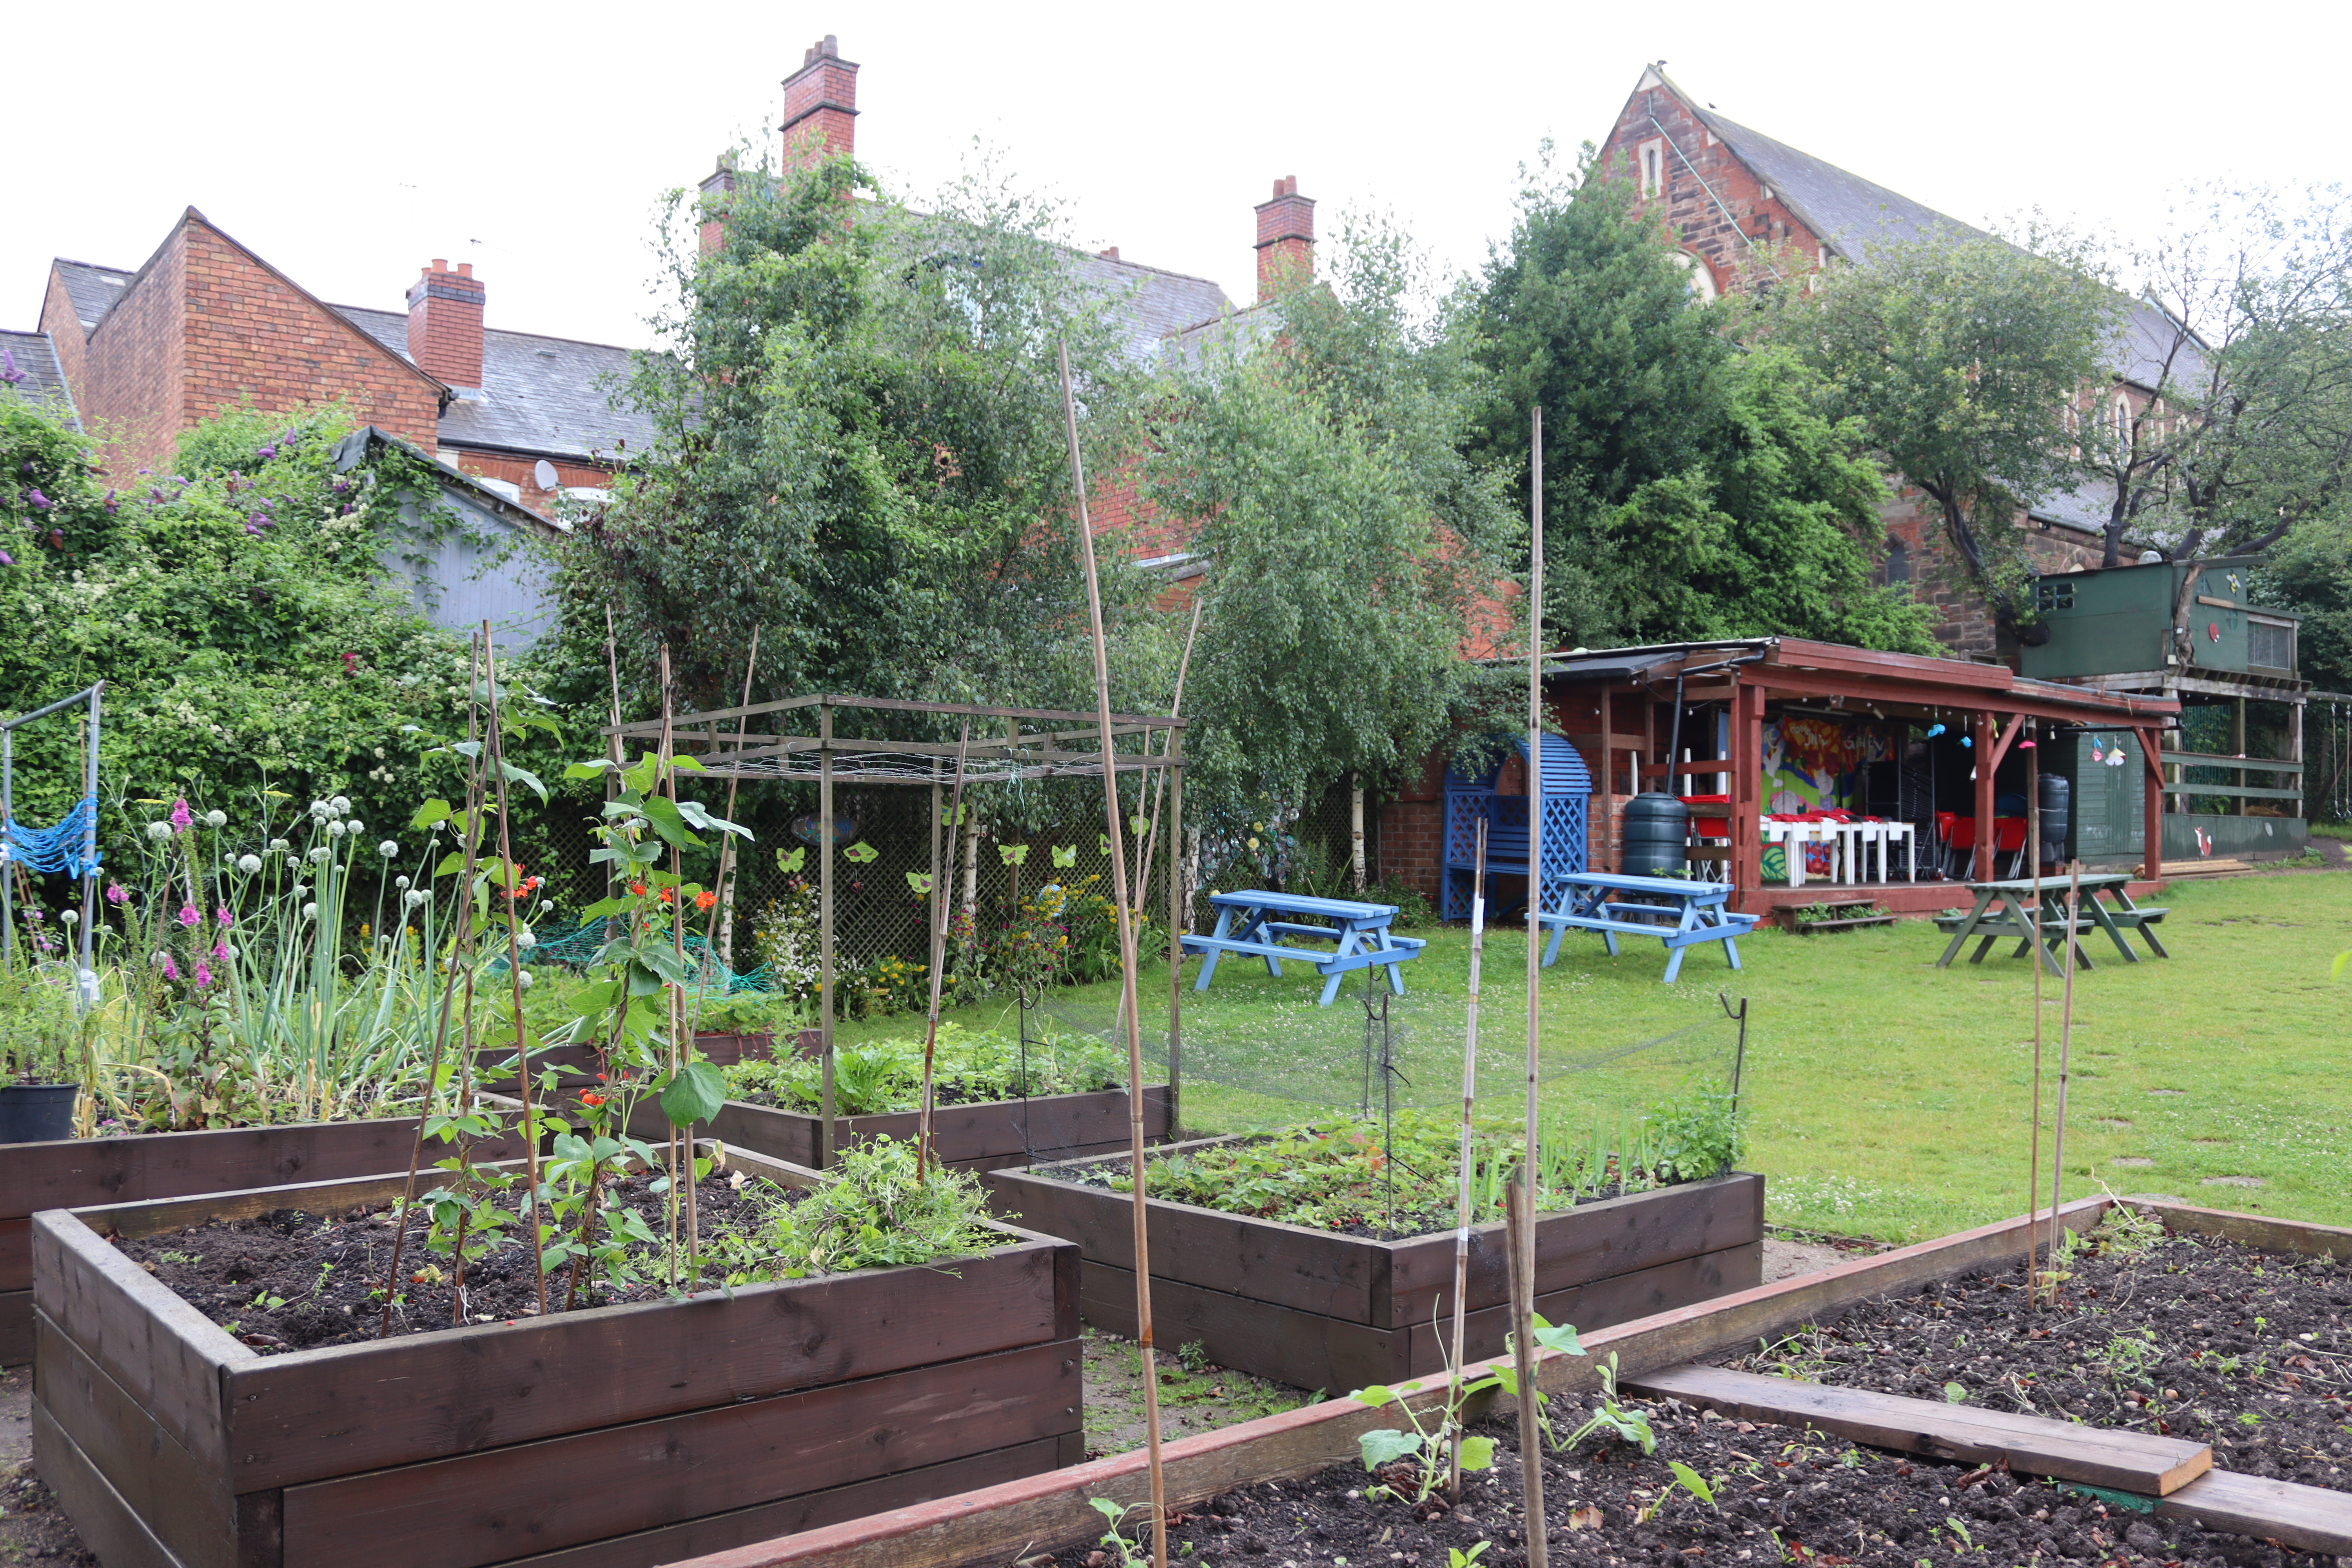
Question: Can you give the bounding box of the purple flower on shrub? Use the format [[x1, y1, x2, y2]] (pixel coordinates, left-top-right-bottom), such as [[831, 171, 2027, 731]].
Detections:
[[103, 488, 118, 513], [149, 488, 165, 503], [330, 477, 349, 494], [177, 904, 200, 928], [257, 445, 276, 461], [170, 799, 193, 833], [26, 488, 51, 510], [244, 523, 262, 536], [0, 551, 13, 568], [161, 953, 179, 981], [339, 504, 355, 516], [0, 350, 22, 385], [23, 908, 40, 924], [137, 467, 152, 476]]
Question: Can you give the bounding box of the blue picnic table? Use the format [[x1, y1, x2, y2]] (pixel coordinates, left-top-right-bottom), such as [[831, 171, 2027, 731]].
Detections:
[[1537, 872, 1759, 983], [1182, 891, 1427, 1006]]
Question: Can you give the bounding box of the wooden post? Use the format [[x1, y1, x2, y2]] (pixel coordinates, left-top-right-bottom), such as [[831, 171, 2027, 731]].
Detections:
[[1733, 681, 1765, 913], [1523, 406, 1544, 1222], [1448, 819, 1488, 1501], [1058, 340, 1169, 1568], [2137, 727, 2165, 878], [2026, 729, 2043, 1293], [2234, 697, 2248, 817], [2047, 864, 2081, 1283], [818, 699, 835, 1171], [484, 623, 550, 1315], [1973, 711, 1996, 884], [916, 724, 971, 1181], [1597, 688, 1614, 873], [1350, 775, 1367, 893]]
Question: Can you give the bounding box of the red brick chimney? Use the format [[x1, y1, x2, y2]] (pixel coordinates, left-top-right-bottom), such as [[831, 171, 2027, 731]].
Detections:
[[699, 154, 738, 256], [780, 34, 858, 169], [1254, 176, 1315, 301], [406, 259, 484, 388]]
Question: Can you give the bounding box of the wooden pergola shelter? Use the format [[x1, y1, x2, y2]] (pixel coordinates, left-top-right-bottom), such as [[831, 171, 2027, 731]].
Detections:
[[604, 694, 1189, 1162], [1521, 639, 2183, 918]]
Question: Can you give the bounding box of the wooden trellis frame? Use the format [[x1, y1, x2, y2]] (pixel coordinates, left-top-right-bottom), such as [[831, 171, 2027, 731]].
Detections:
[[604, 695, 1188, 1166]]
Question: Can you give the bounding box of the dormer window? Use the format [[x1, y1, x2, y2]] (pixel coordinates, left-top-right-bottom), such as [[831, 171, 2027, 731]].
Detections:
[[1638, 139, 1666, 198]]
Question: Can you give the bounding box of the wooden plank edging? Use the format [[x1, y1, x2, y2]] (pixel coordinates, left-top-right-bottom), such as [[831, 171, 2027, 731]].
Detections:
[[660, 1196, 2117, 1568]]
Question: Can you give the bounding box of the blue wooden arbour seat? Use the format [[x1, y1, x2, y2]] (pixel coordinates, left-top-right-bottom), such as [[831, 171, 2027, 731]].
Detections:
[[1182, 891, 1426, 1006], [1442, 734, 1591, 922]]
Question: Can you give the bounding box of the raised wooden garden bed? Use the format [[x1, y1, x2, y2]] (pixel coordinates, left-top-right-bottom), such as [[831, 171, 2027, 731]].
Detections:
[[32, 1146, 1083, 1568], [655, 1084, 1174, 1174], [986, 1138, 1763, 1392], [1785, 898, 1897, 933], [0, 1114, 529, 1367]]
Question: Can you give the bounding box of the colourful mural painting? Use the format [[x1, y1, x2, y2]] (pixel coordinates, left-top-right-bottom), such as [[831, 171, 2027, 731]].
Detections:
[[1761, 716, 1896, 815]]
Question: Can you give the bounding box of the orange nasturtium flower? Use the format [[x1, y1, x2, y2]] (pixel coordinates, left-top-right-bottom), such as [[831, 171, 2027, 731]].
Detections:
[[579, 1092, 606, 1107], [658, 887, 675, 904], [630, 882, 648, 897], [694, 889, 717, 910]]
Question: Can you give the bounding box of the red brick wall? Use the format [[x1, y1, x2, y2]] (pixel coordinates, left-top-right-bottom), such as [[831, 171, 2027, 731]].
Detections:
[[1376, 750, 1448, 903], [406, 261, 485, 388], [74, 227, 189, 474], [780, 38, 857, 168], [1254, 178, 1316, 302], [36, 270, 91, 417], [1594, 77, 1825, 295], [449, 449, 615, 517], [180, 216, 443, 452]]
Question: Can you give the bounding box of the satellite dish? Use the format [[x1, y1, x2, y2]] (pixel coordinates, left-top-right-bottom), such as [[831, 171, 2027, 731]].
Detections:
[[532, 460, 560, 492]]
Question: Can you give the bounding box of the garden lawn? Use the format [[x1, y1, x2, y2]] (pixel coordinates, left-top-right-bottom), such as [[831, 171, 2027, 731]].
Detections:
[[846, 868, 2352, 1247]]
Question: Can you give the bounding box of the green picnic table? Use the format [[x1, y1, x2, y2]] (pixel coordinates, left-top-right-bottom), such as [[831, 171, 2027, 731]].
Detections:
[[1933, 873, 2170, 976]]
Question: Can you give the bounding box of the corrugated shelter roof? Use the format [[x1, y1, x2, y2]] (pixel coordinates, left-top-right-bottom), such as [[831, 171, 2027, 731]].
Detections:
[[334, 305, 657, 461], [51, 260, 132, 332], [0, 332, 77, 423]]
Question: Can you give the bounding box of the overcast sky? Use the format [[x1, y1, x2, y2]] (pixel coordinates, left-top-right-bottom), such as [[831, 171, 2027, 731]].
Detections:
[[9, 0, 2341, 353]]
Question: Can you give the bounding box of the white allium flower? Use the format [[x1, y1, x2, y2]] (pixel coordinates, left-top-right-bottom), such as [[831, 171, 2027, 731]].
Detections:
[[301, 902, 318, 920], [308, 846, 333, 864], [310, 800, 331, 820], [268, 838, 290, 854], [394, 875, 411, 890], [146, 821, 172, 842], [61, 908, 78, 924], [328, 820, 349, 839], [330, 795, 351, 815], [237, 853, 263, 875], [378, 840, 399, 858], [404, 889, 428, 908], [204, 809, 227, 828], [517, 968, 534, 989], [514, 929, 537, 950]]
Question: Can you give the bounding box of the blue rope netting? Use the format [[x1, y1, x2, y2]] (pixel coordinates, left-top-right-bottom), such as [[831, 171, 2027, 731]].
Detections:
[[0, 795, 102, 876], [498, 913, 775, 994]]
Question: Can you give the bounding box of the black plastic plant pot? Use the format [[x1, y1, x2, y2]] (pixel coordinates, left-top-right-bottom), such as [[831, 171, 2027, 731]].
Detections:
[[0, 1083, 79, 1145]]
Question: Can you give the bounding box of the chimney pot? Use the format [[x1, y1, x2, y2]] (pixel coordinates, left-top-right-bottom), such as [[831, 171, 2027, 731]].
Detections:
[[780, 33, 859, 170], [1253, 174, 1317, 302], [407, 259, 486, 388], [1098, 245, 1121, 261]]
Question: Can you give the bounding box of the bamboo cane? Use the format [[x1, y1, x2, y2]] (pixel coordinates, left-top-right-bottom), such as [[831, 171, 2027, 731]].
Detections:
[[2049, 860, 2081, 1281], [376, 632, 488, 1337], [1507, 1171, 1549, 1568], [660, 647, 699, 1279], [698, 627, 760, 992], [2027, 734, 2044, 1303], [482, 623, 550, 1316], [1448, 817, 1489, 1501], [1522, 405, 1545, 1279], [917, 719, 973, 1181], [1059, 339, 1168, 1568]]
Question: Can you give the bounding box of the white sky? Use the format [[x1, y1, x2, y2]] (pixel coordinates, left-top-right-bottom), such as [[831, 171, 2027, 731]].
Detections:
[[9, 0, 2343, 353]]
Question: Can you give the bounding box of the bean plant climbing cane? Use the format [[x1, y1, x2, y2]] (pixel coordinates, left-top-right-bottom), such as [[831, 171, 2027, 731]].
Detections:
[[1448, 817, 1488, 1500], [1518, 407, 1550, 1568], [916, 719, 971, 1180], [1060, 338, 1168, 1568]]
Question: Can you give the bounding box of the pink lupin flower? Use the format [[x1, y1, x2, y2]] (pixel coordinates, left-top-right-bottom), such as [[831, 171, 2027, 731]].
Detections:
[[212, 939, 229, 961], [194, 963, 214, 989], [177, 904, 200, 927], [169, 798, 193, 833], [161, 954, 180, 981], [105, 882, 128, 905]]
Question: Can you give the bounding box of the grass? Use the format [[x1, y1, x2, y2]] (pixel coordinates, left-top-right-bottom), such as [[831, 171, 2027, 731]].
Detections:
[[843, 868, 2352, 1247]]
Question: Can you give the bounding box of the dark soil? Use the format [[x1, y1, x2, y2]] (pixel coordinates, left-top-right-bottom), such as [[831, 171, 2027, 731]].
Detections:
[[115, 1169, 777, 1350], [1728, 1215, 2352, 1490], [1039, 1214, 2350, 1568]]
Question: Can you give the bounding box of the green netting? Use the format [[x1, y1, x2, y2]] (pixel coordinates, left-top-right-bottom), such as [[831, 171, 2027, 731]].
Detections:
[[507, 915, 773, 995]]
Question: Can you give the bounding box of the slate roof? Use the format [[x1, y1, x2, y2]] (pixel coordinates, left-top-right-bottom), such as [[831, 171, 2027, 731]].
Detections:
[[334, 305, 657, 461], [1674, 85, 2207, 394], [52, 260, 132, 332], [0, 332, 76, 422], [1060, 250, 1233, 364], [1163, 297, 1287, 365]]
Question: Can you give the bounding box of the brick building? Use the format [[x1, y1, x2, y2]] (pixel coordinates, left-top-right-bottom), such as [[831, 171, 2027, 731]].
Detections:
[[8, 31, 1302, 579], [1590, 64, 2190, 662]]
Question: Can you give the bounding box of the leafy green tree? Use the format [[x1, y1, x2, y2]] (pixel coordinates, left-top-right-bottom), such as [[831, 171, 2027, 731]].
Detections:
[[558, 150, 1158, 720], [1143, 213, 1515, 821], [1786, 222, 2121, 620], [1472, 147, 1933, 651], [0, 394, 473, 852]]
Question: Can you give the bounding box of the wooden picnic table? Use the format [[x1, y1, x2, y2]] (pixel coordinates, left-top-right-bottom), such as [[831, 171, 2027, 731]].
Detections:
[[1933, 873, 2171, 976], [1536, 871, 1759, 984], [1182, 890, 1427, 1006]]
